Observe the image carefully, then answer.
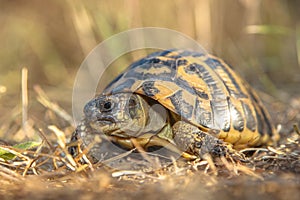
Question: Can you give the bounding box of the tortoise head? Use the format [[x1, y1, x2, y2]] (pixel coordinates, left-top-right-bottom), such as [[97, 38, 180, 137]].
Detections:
[[83, 93, 168, 139]]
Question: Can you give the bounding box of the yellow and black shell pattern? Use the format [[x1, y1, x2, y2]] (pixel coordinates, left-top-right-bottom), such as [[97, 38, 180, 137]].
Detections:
[[103, 49, 275, 148]]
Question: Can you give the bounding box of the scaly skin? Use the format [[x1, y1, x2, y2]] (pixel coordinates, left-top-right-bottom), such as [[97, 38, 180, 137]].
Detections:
[[69, 93, 229, 162]]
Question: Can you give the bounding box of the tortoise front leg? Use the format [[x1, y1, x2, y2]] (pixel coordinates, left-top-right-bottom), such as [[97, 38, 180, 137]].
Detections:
[[172, 121, 228, 158]]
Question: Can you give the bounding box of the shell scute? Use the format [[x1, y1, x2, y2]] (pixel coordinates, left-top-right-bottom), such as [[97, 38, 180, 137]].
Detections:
[[103, 49, 275, 146]]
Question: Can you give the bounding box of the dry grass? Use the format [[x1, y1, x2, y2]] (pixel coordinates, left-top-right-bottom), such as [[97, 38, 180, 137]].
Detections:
[[0, 79, 299, 199], [1, 1, 300, 199]]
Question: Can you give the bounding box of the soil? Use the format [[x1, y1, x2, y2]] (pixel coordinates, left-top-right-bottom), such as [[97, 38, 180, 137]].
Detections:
[[0, 93, 299, 200]]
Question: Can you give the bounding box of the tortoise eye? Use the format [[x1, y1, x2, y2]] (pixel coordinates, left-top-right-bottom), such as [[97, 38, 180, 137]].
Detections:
[[98, 99, 114, 112], [104, 101, 112, 109]]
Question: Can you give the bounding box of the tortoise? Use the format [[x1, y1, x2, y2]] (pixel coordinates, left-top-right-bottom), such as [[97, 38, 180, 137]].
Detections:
[[69, 49, 277, 161]]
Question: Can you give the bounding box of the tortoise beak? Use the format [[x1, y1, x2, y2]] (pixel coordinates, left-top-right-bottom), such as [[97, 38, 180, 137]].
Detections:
[[96, 116, 116, 125]]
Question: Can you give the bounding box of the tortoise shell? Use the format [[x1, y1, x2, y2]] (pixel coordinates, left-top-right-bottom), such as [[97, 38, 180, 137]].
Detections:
[[102, 49, 275, 148]]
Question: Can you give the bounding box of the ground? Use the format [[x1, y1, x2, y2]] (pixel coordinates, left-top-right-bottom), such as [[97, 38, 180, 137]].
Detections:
[[0, 89, 299, 200]]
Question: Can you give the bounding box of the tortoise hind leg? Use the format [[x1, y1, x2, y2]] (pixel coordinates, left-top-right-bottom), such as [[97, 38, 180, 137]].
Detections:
[[172, 121, 228, 158]]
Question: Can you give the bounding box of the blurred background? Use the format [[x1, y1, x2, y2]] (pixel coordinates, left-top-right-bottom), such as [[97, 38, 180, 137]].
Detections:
[[0, 0, 300, 141]]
